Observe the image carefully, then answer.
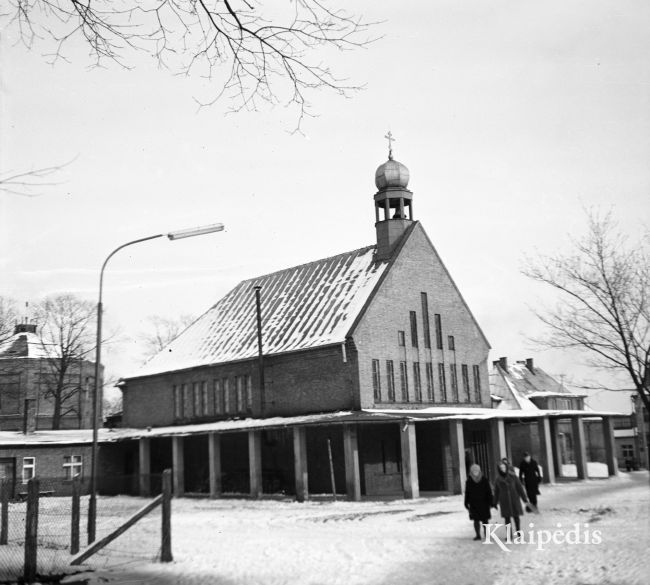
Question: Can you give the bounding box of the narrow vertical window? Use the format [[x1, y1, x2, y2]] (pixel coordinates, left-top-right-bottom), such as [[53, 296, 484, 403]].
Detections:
[[425, 362, 434, 401], [448, 335, 455, 351], [472, 365, 481, 403], [236, 376, 244, 412], [450, 364, 459, 402], [461, 364, 470, 402], [421, 293, 431, 349], [223, 378, 230, 413], [246, 375, 253, 412], [399, 361, 409, 402], [386, 361, 396, 402], [22, 457, 35, 483], [213, 379, 223, 414], [201, 381, 209, 414], [438, 363, 447, 402], [410, 311, 418, 348], [434, 314, 443, 349], [193, 382, 201, 416], [413, 362, 422, 402], [182, 384, 192, 418], [398, 330, 405, 347], [372, 359, 381, 401], [173, 385, 182, 419]]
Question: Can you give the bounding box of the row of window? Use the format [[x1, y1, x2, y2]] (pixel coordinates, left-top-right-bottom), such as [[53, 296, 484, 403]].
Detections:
[[172, 375, 253, 420], [371, 360, 482, 404], [21, 455, 82, 483]]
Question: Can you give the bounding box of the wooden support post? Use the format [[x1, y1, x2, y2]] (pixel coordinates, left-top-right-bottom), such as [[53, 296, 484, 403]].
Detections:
[[571, 417, 589, 479], [172, 436, 185, 496], [161, 469, 173, 562], [249, 431, 263, 499], [71, 477, 81, 555], [208, 433, 222, 498], [537, 417, 556, 484], [550, 419, 563, 478], [490, 418, 507, 472], [139, 437, 151, 497], [449, 420, 466, 494], [343, 424, 361, 501], [0, 481, 9, 545], [601, 416, 618, 477], [293, 427, 308, 502], [24, 478, 39, 583], [400, 421, 419, 499], [327, 438, 337, 500]]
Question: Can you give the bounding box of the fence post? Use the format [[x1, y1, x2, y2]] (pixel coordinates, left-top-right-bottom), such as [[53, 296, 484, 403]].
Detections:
[[24, 478, 39, 583], [71, 477, 81, 555], [161, 469, 173, 562], [0, 480, 9, 545]]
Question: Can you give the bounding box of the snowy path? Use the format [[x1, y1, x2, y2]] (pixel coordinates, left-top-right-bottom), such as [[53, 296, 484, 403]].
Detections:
[[79, 472, 650, 585]]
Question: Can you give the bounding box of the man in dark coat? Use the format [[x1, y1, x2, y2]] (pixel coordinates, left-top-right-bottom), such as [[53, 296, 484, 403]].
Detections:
[[464, 464, 492, 541], [518, 452, 542, 508], [493, 462, 528, 532]]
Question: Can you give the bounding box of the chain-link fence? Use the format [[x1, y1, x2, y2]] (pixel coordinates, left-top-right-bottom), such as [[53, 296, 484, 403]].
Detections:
[[0, 474, 170, 582]]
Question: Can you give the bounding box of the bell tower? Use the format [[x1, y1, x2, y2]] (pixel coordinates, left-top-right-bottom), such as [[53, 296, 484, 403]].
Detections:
[[374, 132, 413, 261]]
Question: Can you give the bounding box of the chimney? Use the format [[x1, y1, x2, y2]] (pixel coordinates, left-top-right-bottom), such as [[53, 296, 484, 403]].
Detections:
[[498, 356, 508, 370], [23, 398, 37, 434], [14, 322, 37, 335], [525, 358, 534, 373]]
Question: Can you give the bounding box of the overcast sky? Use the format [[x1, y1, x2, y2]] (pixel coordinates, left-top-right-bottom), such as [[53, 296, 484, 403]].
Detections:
[[2, 1, 648, 413]]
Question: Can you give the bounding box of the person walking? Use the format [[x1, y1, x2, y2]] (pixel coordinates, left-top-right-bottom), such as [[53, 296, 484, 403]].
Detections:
[[518, 452, 542, 510], [464, 463, 493, 541], [493, 461, 528, 533]]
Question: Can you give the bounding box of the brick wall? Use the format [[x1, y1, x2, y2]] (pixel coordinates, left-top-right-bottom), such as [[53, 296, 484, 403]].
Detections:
[[352, 223, 491, 409]]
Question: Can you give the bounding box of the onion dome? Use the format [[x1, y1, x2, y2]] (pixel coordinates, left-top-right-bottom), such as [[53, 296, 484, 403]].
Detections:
[[375, 158, 410, 190]]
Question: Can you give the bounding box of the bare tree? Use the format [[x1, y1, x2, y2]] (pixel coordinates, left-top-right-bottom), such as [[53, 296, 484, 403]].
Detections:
[[5, 1, 378, 127], [523, 211, 650, 412], [36, 293, 96, 429], [140, 313, 195, 361], [0, 296, 20, 345], [0, 163, 70, 197]]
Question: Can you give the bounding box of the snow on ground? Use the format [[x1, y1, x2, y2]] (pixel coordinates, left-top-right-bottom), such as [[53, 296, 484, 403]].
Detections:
[[72, 471, 650, 585]]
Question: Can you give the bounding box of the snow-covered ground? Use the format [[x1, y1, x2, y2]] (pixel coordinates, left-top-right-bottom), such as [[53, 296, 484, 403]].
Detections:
[[68, 471, 650, 585]]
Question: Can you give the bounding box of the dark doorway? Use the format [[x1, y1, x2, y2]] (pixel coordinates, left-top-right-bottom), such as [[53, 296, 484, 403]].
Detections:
[[221, 432, 249, 494], [416, 423, 446, 491]]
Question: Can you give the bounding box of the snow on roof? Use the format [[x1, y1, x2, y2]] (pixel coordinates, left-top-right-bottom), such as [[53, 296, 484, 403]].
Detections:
[[503, 362, 579, 398], [127, 245, 387, 378], [0, 331, 54, 359]]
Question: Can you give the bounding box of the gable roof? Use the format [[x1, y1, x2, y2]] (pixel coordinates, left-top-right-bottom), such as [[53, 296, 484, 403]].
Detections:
[[0, 331, 53, 359], [127, 246, 388, 378]]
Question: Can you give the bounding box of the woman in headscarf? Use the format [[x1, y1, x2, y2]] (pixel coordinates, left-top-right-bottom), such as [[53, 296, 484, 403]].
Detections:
[[493, 461, 528, 533], [464, 463, 493, 540]]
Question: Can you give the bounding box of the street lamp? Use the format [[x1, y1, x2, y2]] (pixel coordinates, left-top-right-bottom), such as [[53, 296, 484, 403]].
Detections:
[[88, 223, 224, 543]]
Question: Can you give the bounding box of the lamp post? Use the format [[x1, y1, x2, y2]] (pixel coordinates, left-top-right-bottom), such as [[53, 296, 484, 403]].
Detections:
[[87, 223, 224, 543]]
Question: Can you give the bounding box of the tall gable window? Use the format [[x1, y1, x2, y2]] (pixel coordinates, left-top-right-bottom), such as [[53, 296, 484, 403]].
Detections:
[[472, 365, 481, 403], [399, 361, 409, 402], [448, 335, 455, 351], [246, 375, 253, 412], [438, 363, 447, 402], [425, 362, 434, 401], [450, 364, 459, 402], [182, 384, 192, 418], [461, 364, 471, 402], [173, 385, 183, 419], [410, 311, 418, 348], [372, 359, 381, 401], [386, 361, 396, 402], [434, 314, 443, 350], [223, 378, 231, 413], [421, 293, 431, 349], [398, 330, 405, 347], [193, 382, 201, 416], [213, 379, 223, 414], [413, 362, 422, 402], [236, 376, 245, 412], [201, 381, 209, 414]]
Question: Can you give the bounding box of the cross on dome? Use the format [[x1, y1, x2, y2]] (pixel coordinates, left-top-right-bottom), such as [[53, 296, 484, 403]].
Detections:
[[384, 131, 395, 160]]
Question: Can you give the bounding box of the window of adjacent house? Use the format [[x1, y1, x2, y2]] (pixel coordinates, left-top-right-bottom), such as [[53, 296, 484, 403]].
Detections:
[[421, 293, 431, 349], [425, 362, 434, 401], [22, 457, 35, 483], [372, 359, 381, 401], [622, 445, 634, 458], [182, 384, 192, 418], [438, 363, 447, 401], [173, 385, 183, 419], [399, 361, 409, 402], [472, 365, 481, 402], [223, 378, 231, 413], [386, 361, 396, 402], [413, 362, 422, 402], [245, 375, 253, 412], [448, 335, 455, 351], [201, 381, 209, 415], [0, 376, 21, 414], [450, 364, 459, 402], [398, 330, 405, 347], [63, 455, 82, 480], [410, 311, 418, 348], [434, 314, 443, 350], [213, 379, 223, 414], [461, 364, 470, 402], [236, 376, 245, 412]]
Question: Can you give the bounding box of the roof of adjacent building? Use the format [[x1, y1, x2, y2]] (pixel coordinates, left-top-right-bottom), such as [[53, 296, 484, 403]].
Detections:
[[0, 331, 53, 359], [128, 245, 388, 378]]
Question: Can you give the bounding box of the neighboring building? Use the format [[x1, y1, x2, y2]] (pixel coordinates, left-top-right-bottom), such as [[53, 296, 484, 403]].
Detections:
[[0, 322, 99, 431]]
